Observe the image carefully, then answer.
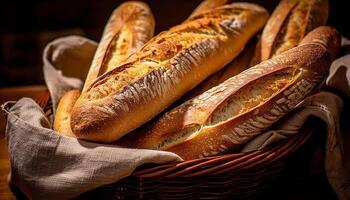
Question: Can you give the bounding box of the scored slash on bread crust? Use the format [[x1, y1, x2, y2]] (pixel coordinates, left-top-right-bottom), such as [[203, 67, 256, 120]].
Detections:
[[180, 36, 258, 102], [70, 3, 270, 143], [82, 1, 155, 92], [117, 26, 340, 160], [261, 0, 328, 61]]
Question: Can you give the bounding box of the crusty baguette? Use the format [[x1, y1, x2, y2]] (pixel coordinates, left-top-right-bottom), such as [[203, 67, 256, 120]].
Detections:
[[118, 26, 340, 160], [54, 90, 81, 137], [189, 0, 228, 18], [181, 37, 257, 101], [54, 1, 155, 136], [82, 1, 155, 92], [71, 3, 269, 143], [261, 0, 328, 61]]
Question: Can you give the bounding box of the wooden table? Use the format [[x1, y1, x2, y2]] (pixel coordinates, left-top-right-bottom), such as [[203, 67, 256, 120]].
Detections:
[[0, 85, 47, 199]]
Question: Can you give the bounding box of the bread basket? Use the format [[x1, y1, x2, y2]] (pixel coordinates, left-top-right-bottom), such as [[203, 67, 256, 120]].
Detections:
[[35, 90, 316, 200]]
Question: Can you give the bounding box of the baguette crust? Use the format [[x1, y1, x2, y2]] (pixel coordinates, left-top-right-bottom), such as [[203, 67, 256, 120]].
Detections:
[[71, 3, 269, 142], [299, 26, 340, 59], [118, 26, 340, 160], [82, 1, 155, 92], [261, 0, 328, 61], [54, 90, 81, 137], [181, 37, 257, 101]]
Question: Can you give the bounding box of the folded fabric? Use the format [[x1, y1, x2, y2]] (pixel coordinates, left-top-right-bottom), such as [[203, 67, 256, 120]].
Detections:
[[2, 98, 181, 199], [43, 35, 96, 113], [2, 35, 350, 199]]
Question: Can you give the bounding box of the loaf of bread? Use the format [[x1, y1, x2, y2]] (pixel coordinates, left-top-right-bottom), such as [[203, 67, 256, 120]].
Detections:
[[189, 0, 228, 18], [82, 1, 155, 92], [54, 1, 155, 136], [70, 3, 269, 142], [118, 26, 340, 160], [54, 90, 81, 136], [261, 0, 328, 61]]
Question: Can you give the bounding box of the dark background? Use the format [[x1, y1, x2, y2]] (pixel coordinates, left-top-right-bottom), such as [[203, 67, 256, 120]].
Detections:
[[0, 0, 349, 87]]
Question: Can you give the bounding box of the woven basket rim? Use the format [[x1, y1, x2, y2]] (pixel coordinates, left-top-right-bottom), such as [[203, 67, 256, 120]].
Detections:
[[37, 90, 313, 179]]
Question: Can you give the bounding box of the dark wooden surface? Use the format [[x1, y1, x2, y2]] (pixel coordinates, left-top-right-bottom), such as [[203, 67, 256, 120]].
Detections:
[[0, 137, 13, 200]]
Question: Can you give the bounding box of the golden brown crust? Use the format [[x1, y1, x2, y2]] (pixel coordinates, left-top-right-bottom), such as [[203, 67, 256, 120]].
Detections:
[[82, 1, 155, 92], [189, 0, 228, 18], [261, 0, 328, 61], [299, 26, 340, 59], [54, 90, 81, 137], [71, 3, 269, 143], [180, 37, 257, 101], [118, 26, 340, 160]]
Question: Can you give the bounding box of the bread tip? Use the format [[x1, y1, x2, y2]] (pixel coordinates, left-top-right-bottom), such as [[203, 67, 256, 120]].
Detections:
[[300, 26, 341, 59]]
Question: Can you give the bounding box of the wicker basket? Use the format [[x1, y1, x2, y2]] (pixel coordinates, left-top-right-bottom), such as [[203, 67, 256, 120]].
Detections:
[[36, 90, 315, 200]]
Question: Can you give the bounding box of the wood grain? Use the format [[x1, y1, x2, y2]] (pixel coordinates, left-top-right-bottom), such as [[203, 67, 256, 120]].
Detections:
[[0, 137, 14, 200]]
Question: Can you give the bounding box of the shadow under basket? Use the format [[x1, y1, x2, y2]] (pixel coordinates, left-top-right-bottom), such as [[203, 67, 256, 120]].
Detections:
[[36, 90, 317, 200]]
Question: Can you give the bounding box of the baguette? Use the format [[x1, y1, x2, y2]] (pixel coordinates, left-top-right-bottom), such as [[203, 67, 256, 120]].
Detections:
[[54, 90, 81, 136], [261, 0, 328, 61], [82, 1, 155, 92], [71, 3, 269, 142], [118, 26, 340, 160], [54, 1, 155, 136]]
